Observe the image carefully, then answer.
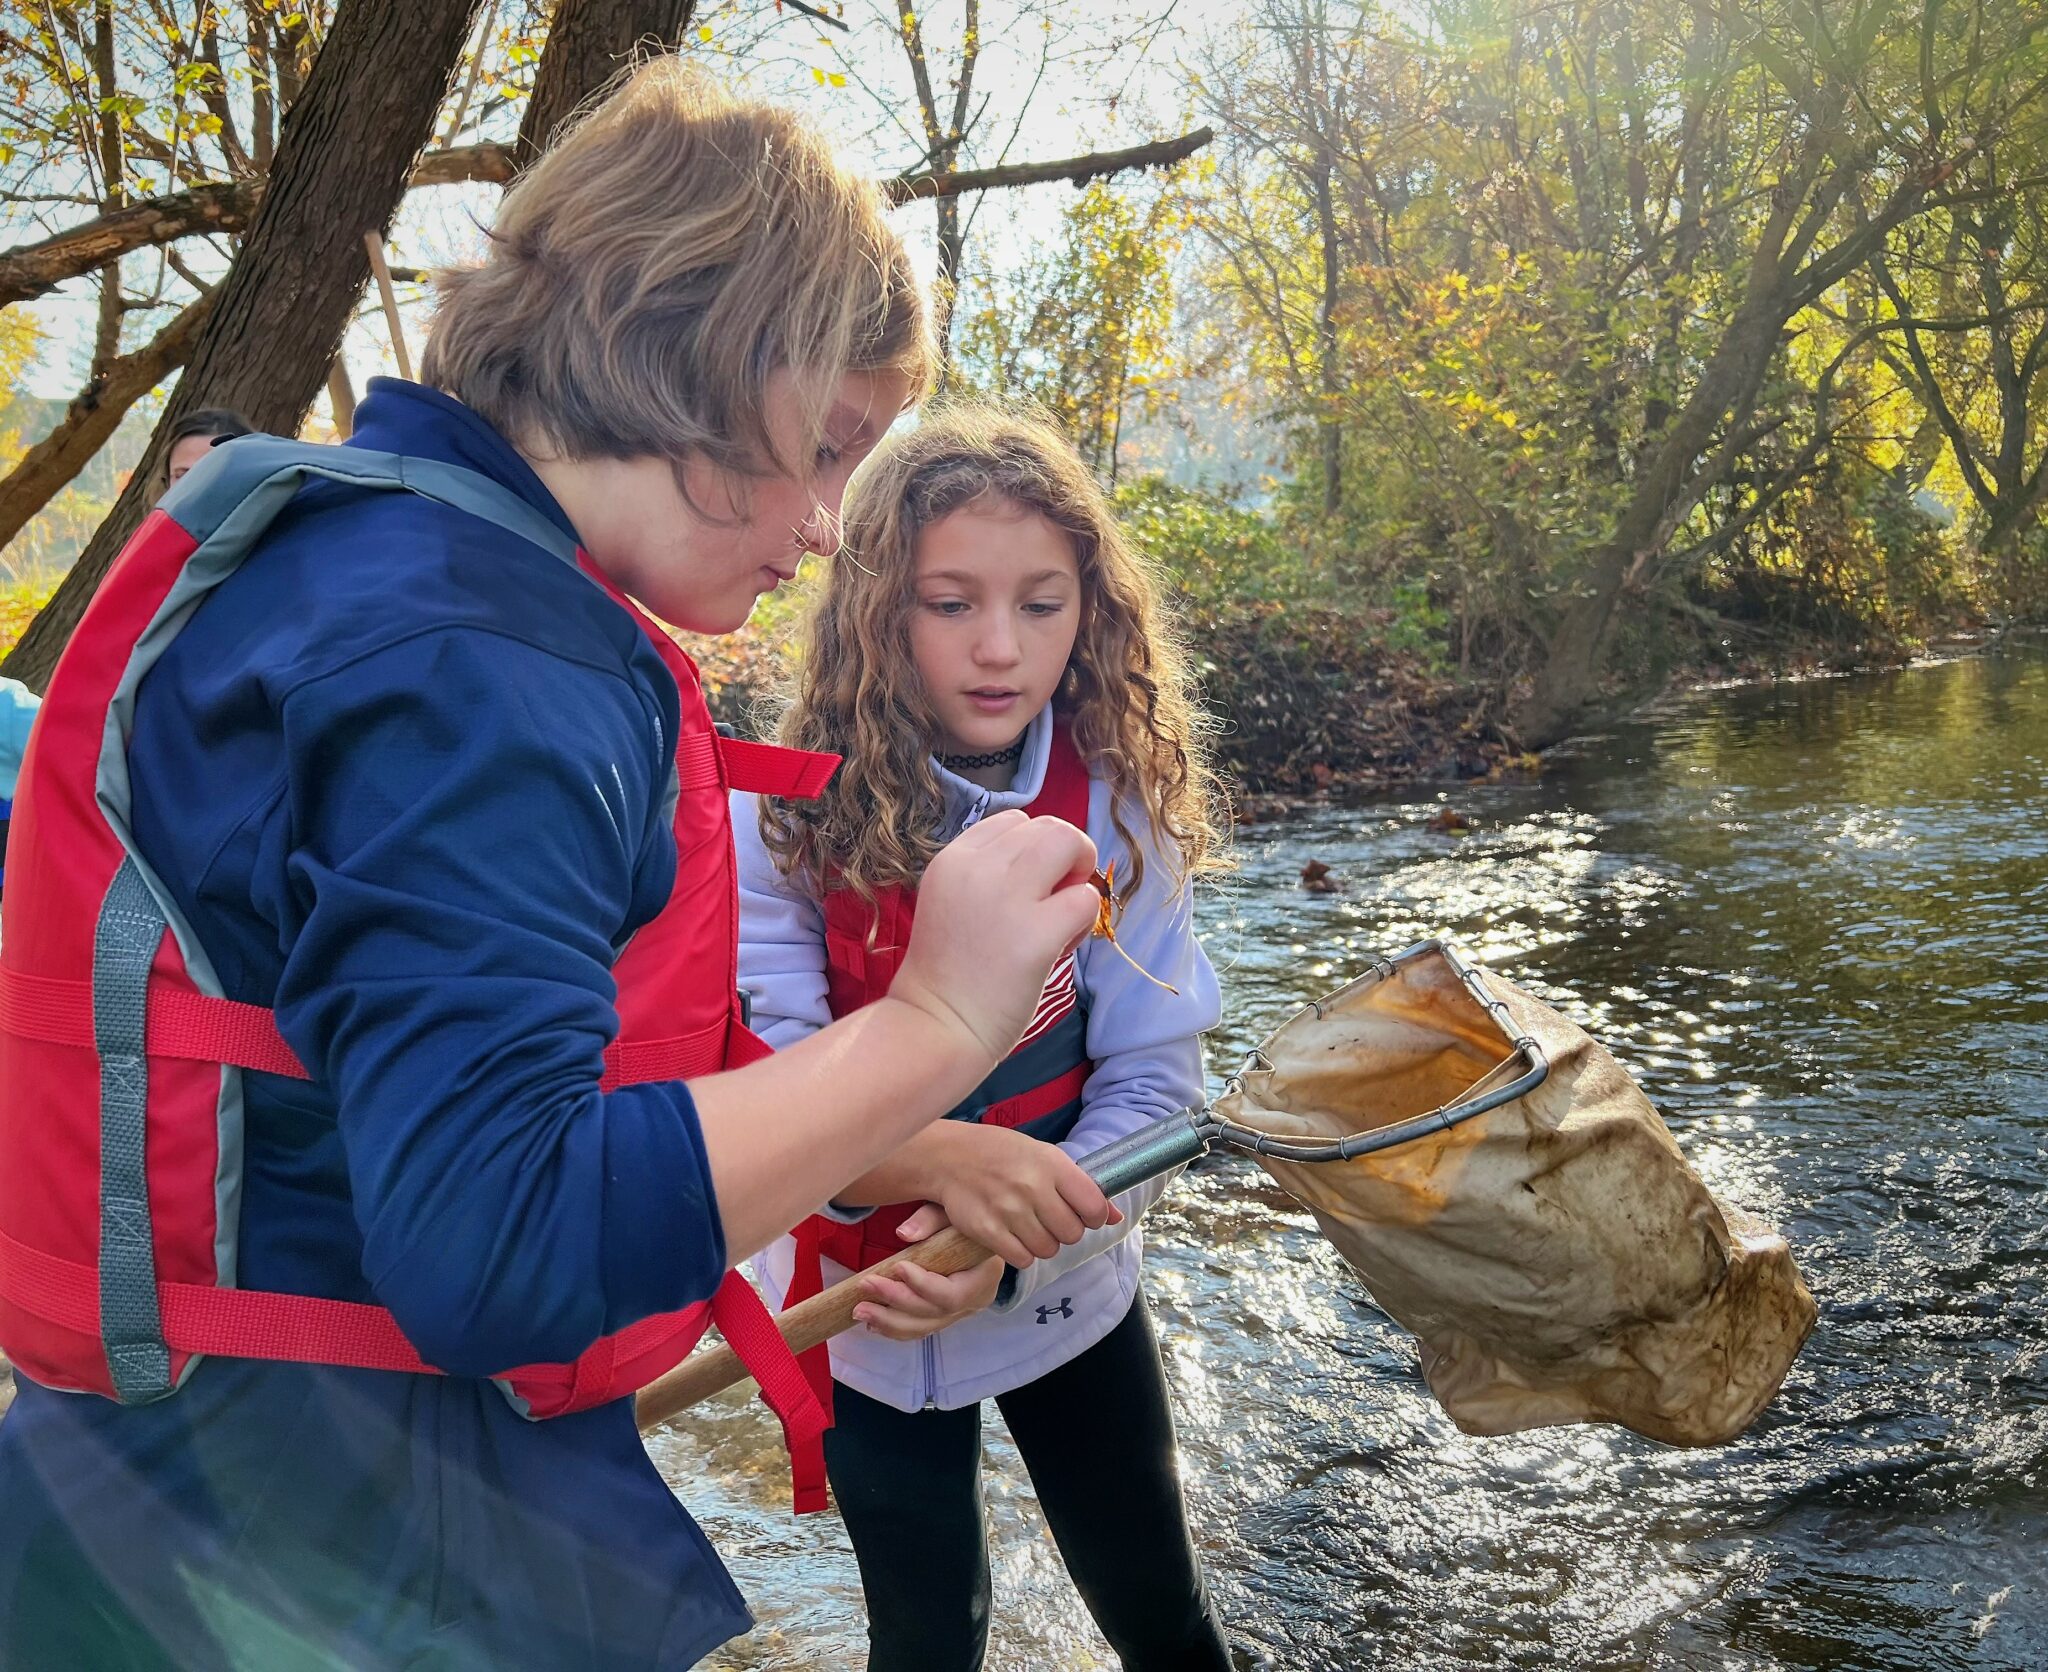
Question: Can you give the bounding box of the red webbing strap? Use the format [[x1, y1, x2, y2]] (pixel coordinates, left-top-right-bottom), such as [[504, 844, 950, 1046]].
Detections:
[[565, 1330, 616, 1411], [0, 1222, 94, 1336], [776, 1221, 838, 1513], [0, 1221, 437, 1373], [979, 1061, 1091, 1132], [0, 966, 310, 1079], [158, 1283, 437, 1372], [1, 966, 729, 1093], [724, 1020, 774, 1069], [598, 1023, 729, 1091], [719, 736, 841, 799], [677, 727, 721, 793], [710, 1268, 833, 1514]]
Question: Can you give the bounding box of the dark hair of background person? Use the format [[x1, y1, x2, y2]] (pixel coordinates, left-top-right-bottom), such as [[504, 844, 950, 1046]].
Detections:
[[155, 408, 257, 495]]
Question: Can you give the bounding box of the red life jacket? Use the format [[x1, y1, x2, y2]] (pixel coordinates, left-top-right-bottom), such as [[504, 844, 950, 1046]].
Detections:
[[0, 439, 830, 1458], [776, 723, 1095, 1510]]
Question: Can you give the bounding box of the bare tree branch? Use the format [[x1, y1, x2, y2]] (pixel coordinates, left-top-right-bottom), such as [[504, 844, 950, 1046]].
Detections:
[[0, 289, 215, 551], [884, 127, 1214, 203], [2, 125, 1216, 311]]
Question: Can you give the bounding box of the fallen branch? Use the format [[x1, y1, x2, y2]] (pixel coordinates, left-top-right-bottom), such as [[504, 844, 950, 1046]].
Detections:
[[362, 230, 415, 379]]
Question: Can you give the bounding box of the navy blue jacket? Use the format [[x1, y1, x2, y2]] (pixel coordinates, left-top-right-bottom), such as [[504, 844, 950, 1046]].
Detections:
[[0, 382, 750, 1669]]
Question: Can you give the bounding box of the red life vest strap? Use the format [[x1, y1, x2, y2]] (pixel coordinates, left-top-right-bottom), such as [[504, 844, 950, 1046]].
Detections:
[[703, 1267, 833, 1514], [651, 716, 842, 800], [981, 1060, 1091, 1133], [0, 968, 745, 1090], [718, 736, 840, 799], [781, 1219, 840, 1514], [0, 1216, 821, 1449], [0, 965, 310, 1078], [0, 1217, 436, 1373]]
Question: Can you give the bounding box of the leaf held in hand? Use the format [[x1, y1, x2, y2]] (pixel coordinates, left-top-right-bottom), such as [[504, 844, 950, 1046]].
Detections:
[[1087, 862, 1179, 994]]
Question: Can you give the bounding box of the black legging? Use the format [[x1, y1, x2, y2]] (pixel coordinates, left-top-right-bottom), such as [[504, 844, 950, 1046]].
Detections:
[[822, 1293, 1232, 1672]]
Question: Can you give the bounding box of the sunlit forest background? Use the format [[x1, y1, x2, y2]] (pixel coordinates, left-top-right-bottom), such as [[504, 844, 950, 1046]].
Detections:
[[4, 0, 2044, 770]]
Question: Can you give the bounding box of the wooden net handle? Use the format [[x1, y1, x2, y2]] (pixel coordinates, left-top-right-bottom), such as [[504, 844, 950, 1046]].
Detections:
[[635, 1224, 993, 1430]]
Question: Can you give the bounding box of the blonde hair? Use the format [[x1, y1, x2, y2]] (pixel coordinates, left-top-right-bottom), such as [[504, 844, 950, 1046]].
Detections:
[[761, 401, 1227, 904], [422, 60, 932, 481]]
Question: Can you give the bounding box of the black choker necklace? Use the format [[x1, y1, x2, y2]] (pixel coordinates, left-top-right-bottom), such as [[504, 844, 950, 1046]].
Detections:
[[938, 739, 1025, 771]]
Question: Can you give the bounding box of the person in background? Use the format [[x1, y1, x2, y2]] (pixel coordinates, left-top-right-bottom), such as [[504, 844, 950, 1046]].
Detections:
[[155, 407, 254, 495]]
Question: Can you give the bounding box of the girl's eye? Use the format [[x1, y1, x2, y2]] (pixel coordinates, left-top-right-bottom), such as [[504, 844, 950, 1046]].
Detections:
[[922, 599, 970, 617], [1023, 600, 1067, 617], [815, 442, 845, 469]]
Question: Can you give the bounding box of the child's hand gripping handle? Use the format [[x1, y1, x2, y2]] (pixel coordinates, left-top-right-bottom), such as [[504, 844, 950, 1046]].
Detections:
[[634, 1111, 1210, 1432]]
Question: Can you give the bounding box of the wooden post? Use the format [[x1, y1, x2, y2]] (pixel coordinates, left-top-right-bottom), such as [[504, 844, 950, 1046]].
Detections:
[[363, 230, 414, 380]]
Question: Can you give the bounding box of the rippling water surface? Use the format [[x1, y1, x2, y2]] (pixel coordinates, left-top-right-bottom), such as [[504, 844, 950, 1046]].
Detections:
[[674, 645, 2048, 1670]]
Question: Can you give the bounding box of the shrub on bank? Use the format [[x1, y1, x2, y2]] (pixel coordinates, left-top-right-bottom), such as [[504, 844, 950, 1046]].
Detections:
[[681, 581, 1496, 795], [1183, 601, 1498, 790], [0, 580, 57, 661]]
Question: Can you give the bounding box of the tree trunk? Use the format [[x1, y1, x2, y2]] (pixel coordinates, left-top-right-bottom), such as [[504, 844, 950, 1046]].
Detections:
[[933, 190, 965, 353], [1314, 146, 1342, 516], [1513, 290, 1791, 746], [1510, 133, 1954, 747], [514, 0, 696, 170], [3, 0, 488, 692], [1980, 470, 2048, 557]]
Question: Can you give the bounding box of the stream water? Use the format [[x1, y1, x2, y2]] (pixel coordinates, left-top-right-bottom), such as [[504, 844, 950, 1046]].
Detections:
[[675, 643, 2048, 1670]]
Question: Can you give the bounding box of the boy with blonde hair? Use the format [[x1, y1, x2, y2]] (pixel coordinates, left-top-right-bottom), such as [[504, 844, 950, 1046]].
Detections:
[[0, 64, 1105, 1671]]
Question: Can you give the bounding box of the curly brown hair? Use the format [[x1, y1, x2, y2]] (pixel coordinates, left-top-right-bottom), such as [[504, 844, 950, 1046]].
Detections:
[[760, 401, 1227, 905]]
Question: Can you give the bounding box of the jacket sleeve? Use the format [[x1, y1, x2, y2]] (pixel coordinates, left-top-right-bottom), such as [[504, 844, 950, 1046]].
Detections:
[[992, 778, 1219, 1312], [271, 629, 727, 1377], [730, 790, 878, 1227]]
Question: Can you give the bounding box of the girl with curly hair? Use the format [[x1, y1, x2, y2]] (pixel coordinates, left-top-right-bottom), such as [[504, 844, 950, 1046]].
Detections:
[[740, 401, 1233, 1672]]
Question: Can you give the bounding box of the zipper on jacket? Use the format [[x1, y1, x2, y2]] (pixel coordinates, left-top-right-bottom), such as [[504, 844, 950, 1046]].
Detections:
[[920, 1334, 938, 1409]]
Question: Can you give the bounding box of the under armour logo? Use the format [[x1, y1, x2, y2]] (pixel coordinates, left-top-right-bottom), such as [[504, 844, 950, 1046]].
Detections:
[[1035, 1298, 1074, 1324]]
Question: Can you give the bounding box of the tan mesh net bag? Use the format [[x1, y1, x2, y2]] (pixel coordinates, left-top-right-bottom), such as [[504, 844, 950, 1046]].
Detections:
[[1208, 940, 1816, 1445]]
